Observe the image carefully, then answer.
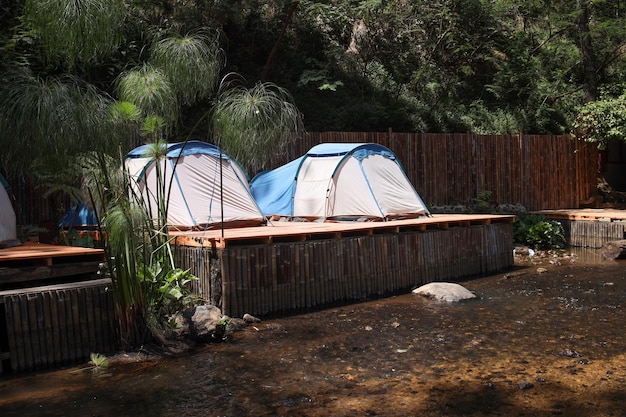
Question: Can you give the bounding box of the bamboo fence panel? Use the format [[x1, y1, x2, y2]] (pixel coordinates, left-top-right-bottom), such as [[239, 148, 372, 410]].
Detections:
[[181, 223, 514, 318], [558, 220, 626, 248], [274, 132, 598, 211], [6, 132, 598, 227], [0, 279, 115, 375], [175, 246, 223, 306]]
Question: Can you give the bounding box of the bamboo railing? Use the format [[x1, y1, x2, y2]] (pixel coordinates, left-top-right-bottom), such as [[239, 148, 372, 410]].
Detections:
[[559, 220, 626, 248], [6, 132, 598, 226]]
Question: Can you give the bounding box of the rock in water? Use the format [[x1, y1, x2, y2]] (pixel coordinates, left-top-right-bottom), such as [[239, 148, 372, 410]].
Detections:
[[412, 282, 477, 302], [519, 381, 534, 390], [243, 313, 261, 323], [601, 239, 626, 260], [185, 305, 224, 343]]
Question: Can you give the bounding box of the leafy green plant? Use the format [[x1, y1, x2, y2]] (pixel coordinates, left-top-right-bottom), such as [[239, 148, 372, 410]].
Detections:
[[89, 353, 109, 373], [138, 263, 199, 315], [150, 30, 223, 106], [513, 213, 565, 249], [212, 77, 302, 172], [101, 143, 202, 342], [25, 0, 125, 69], [572, 94, 626, 149], [513, 213, 542, 243], [526, 220, 565, 250], [469, 190, 493, 213], [137, 262, 200, 339], [116, 65, 177, 128], [219, 316, 231, 327], [71, 352, 109, 375]]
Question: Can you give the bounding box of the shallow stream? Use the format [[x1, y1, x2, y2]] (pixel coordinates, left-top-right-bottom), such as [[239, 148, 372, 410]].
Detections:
[[1, 248, 626, 416]]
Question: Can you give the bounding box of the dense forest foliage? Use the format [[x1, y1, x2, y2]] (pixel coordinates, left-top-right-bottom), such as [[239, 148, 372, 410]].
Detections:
[[1, 0, 626, 168], [1, 1, 623, 341], [224, 0, 626, 135]]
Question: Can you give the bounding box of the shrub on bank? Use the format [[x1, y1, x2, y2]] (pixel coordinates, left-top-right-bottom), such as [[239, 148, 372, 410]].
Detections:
[[513, 213, 565, 249]]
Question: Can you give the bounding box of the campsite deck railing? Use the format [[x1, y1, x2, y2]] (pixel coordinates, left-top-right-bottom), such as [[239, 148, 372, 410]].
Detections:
[[6, 132, 597, 226], [0, 279, 116, 374]]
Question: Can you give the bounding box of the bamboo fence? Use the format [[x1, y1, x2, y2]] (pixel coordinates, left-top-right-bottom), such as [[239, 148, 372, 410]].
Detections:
[[559, 220, 626, 248], [6, 132, 598, 226], [0, 279, 116, 375], [175, 221, 514, 318], [0, 244, 121, 376], [273, 131, 598, 212], [535, 209, 626, 248]]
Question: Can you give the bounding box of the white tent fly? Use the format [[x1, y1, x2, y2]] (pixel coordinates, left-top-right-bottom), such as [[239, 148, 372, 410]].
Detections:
[[0, 173, 17, 242], [250, 143, 430, 221], [125, 141, 265, 230]]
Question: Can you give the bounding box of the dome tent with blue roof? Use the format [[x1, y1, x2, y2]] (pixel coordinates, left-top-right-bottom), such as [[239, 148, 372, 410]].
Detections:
[[250, 143, 429, 221], [125, 140, 265, 230]]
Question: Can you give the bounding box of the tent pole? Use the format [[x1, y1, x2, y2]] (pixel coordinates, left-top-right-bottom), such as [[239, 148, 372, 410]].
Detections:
[[218, 138, 225, 238]]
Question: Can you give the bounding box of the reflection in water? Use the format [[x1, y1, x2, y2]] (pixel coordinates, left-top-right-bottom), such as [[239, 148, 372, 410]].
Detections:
[[1, 250, 626, 416], [567, 247, 609, 264]]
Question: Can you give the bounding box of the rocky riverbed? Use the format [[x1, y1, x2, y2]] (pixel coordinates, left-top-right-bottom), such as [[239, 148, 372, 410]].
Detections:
[[1, 248, 625, 416]]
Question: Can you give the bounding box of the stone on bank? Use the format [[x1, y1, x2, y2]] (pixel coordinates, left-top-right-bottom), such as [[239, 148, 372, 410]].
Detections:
[[412, 282, 477, 302]]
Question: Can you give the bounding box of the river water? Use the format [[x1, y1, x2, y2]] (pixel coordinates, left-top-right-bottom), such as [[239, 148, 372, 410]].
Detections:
[[1, 248, 625, 416]]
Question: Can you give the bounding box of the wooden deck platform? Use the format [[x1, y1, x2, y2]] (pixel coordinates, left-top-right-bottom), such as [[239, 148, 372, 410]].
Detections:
[[537, 208, 626, 222], [0, 243, 111, 376], [0, 242, 105, 290], [0, 215, 514, 374], [171, 214, 514, 248], [173, 214, 515, 317], [0, 242, 105, 266], [537, 209, 626, 248]]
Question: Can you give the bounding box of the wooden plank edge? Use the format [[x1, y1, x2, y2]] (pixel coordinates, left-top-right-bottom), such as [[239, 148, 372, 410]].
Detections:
[[0, 278, 112, 297]]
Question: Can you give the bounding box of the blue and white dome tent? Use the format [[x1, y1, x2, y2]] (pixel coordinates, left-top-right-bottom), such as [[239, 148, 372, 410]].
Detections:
[[250, 143, 430, 221], [125, 141, 265, 230]]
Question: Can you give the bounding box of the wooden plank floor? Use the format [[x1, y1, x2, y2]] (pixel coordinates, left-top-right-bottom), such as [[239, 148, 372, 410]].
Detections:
[[537, 208, 626, 222], [0, 242, 105, 266], [536, 208, 626, 248], [534, 208, 626, 222], [0, 243, 106, 290], [172, 214, 515, 248]]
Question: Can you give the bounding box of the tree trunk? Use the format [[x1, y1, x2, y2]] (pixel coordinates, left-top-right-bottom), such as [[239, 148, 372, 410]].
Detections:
[[261, 2, 299, 81], [576, 0, 598, 102]]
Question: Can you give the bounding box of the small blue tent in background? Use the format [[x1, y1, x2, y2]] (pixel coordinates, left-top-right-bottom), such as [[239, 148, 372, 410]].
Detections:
[[59, 204, 99, 230], [250, 143, 429, 221]]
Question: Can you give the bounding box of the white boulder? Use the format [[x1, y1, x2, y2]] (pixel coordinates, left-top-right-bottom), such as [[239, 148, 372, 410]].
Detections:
[[412, 282, 477, 302]]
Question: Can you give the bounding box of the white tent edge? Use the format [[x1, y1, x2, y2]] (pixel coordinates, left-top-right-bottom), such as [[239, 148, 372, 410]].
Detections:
[[0, 173, 17, 242]]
